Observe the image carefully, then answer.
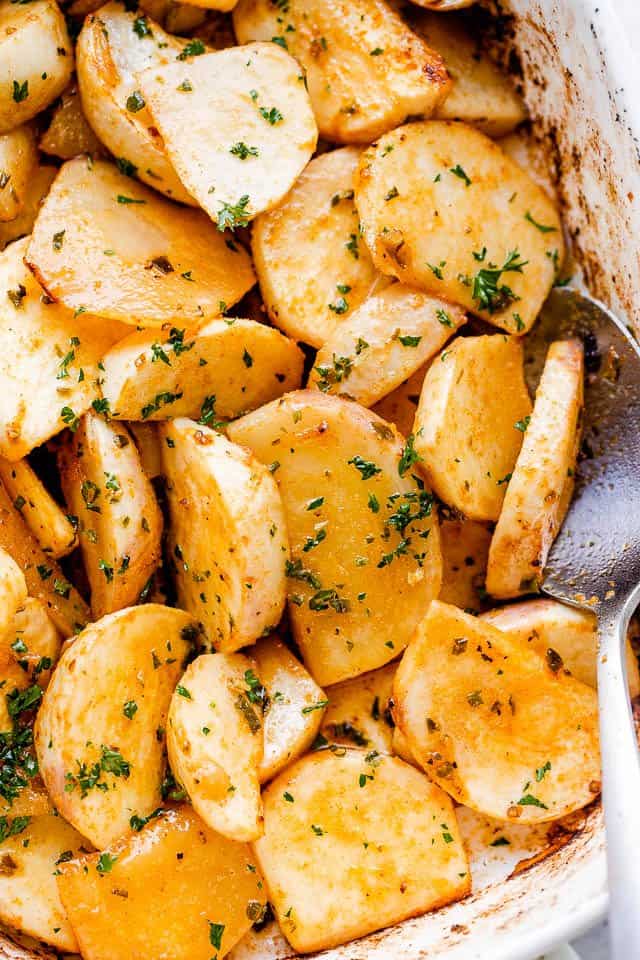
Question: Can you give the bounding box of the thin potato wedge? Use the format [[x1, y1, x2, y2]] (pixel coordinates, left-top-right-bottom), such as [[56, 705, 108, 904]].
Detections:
[[233, 0, 450, 144], [39, 84, 103, 161], [0, 124, 38, 222], [253, 749, 469, 953], [310, 285, 466, 406], [0, 165, 56, 252], [0, 457, 77, 558], [439, 516, 491, 612], [414, 335, 532, 521], [162, 419, 288, 651], [129, 422, 163, 479], [57, 805, 265, 960], [26, 158, 255, 328], [356, 121, 565, 334], [168, 653, 264, 841], [35, 604, 196, 847], [371, 363, 427, 436], [227, 391, 442, 685], [321, 662, 396, 753], [393, 600, 601, 822], [486, 339, 584, 598]]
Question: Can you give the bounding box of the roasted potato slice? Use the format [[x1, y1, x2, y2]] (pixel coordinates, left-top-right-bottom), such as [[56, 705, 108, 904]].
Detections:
[[1, 597, 61, 691], [414, 335, 532, 521], [393, 600, 601, 822], [228, 391, 442, 685], [168, 653, 263, 841], [35, 604, 196, 847], [0, 545, 27, 636], [57, 805, 266, 960], [439, 516, 492, 612], [0, 125, 38, 223], [128, 422, 163, 479], [253, 749, 469, 952], [0, 165, 56, 252], [486, 339, 584, 598], [355, 121, 564, 334], [252, 147, 378, 348], [310, 285, 465, 406], [25, 158, 255, 328], [101, 318, 303, 422], [498, 129, 558, 201], [0, 457, 77, 558], [0, 0, 73, 134], [371, 363, 427, 437], [233, 0, 450, 143], [321, 662, 396, 753], [39, 84, 103, 161]]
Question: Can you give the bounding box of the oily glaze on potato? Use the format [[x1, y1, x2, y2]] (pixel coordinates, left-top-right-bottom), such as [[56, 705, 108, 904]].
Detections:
[[0, 125, 38, 222], [321, 661, 396, 753], [439, 516, 492, 612], [0, 457, 77, 558]]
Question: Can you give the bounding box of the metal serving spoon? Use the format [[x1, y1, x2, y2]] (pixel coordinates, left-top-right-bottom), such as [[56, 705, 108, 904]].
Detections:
[[525, 286, 640, 959]]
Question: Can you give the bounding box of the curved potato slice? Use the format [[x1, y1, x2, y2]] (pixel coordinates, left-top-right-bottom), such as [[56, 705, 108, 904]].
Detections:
[[35, 604, 196, 848], [439, 517, 492, 612], [25, 158, 255, 328], [355, 121, 564, 334], [253, 749, 469, 953], [0, 125, 38, 223], [498, 130, 558, 202], [58, 414, 163, 618], [39, 84, 103, 162], [486, 339, 584, 598], [0, 0, 73, 134], [162, 419, 288, 651], [140, 43, 318, 222], [310, 285, 466, 406], [0, 546, 27, 637], [101, 318, 304, 422], [252, 147, 378, 348], [414, 335, 532, 522], [233, 0, 450, 144], [0, 165, 56, 252], [371, 363, 427, 437], [227, 391, 442, 685], [168, 653, 263, 841], [0, 457, 77, 558], [2, 597, 61, 689], [393, 599, 600, 822], [321, 662, 396, 753]]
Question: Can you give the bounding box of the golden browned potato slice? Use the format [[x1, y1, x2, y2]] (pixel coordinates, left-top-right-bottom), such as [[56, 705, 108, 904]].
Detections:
[[35, 604, 196, 847], [252, 147, 378, 348], [414, 335, 532, 521], [57, 805, 266, 960], [439, 516, 492, 612], [391, 725, 415, 764], [0, 597, 61, 698], [39, 84, 103, 161], [0, 164, 56, 252], [486, 339, 584, 598], [0, 124, 38, 222], [321, 662, 396, 753], [393, 600, 600, 822], [252, 634, 327, 783], [0, 545, 27, 634], [355, 121, 564, 334], [168, 653, 263, 841], [253, 749, 469, 953], [25, 158, 255, 328], [498, 130, 558, 201], [310, 285, 465, 405], [140, 44, 318, 222], [0, 457, 77, 558], [162, 418, 288, 651], [101, 318, 304, 422], [0, 0, 74, 134], [76, 3, 193, 204], [233, 0, 450, 143], [58, 414, 162, 618], [371, 363, 428, 436], [128, 422, 163, 479], [227, 391, 442, 685]]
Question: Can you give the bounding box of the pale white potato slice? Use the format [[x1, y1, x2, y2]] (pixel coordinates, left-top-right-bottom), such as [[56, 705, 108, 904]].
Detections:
[[310, 285, 465, 406], [0, 124, 38, 222], [371, 363, 427, 436], [486, 339, 584, 598], [439, 516, 492, 612], [129, 422, 163, 479], [355, 121, 565, 334], [39, 84, 103, 161], [253, 749, 469, 953], [35, 604, 196, 848], [162, 418, 288, 651], [58, 414, 163, 618], [101, 318, 304, 422], [0, 165, 56, 252], [0, 0, 73, 134], [25, 158, 255, 328], [233, 0, 451, 143], [321, 662, 396, 753], [227, 391, 442, 685], [414, 335, 532, 521], [76, 3, 193, 204], [140, 43, 318, 222], [0, 457, 77, 558], [168, 652, 263, 841], [252, 146, 378, 348], [393, 600, 601, 822]]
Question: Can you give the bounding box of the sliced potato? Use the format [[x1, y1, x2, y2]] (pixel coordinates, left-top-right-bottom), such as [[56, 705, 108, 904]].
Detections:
[[128, 422, 163, 479], [227, 391, 442, 685], [0, 0, 73, 134], [35, 604, 195, 847], [253, 749, 469, 953], [0, 457, 77, 558], [356, 120, 565, 334], [57, 805, 265, 960], [439, 516, 491, 612], [486, 340, 584, 598], [310, 285, 465, 406], [0, 545, 27, 636], [321, 662, 396, 753], [414, 335, 532, 521], [498, 129, 558, 201], [0, 124, 38, 222], [26, 158, 255, 328], [393, 600, 600, 822], [39, 84, 103, 161], [101, 318, 304, 422], [391, 725, 415, 764], [371, 363, 427, 436], [2, 597, 61, 686], [233, 0, 450, 144], [162, 419, 288, 652], [168, 652, 263, 841], [252, 146, 378, 348], [0, 164, 56, 252]]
